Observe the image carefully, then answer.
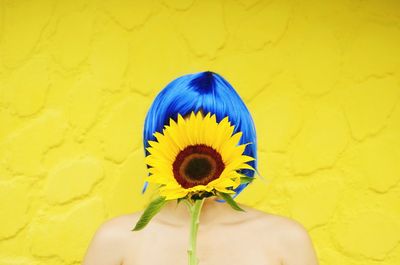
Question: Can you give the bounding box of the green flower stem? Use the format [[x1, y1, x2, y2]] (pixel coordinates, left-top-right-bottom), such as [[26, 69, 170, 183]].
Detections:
[[188, 198, 205, 265]]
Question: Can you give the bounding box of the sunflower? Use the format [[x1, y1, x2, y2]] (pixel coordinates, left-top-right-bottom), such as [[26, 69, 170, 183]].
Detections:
[[144, 110, 255, 200]]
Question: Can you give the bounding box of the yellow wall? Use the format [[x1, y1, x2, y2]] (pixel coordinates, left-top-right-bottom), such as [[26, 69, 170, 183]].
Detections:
[[1, 0, 400, 264]]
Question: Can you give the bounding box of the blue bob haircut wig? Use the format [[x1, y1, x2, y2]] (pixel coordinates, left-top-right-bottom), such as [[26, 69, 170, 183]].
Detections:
[[142, 71, 257, 197]]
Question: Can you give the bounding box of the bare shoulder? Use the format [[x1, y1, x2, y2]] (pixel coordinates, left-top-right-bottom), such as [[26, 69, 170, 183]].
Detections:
[[101, 212, 142, 232], [262, 212, 310, 240], [240, 205, 319, 265], [241, 205, 310, 237], [273, 215, 319, 265], [91, 212, 141, 242], [82, 213, 141, 265]]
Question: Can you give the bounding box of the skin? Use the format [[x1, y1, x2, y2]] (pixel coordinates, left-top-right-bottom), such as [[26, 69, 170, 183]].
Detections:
[[84, 111, 319, 264], [83, 197, 319, 265]]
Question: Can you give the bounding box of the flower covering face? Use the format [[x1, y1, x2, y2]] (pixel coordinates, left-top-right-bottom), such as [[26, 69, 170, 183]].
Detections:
[[144, 110, 255, 200], [133, 110, 256, 265]]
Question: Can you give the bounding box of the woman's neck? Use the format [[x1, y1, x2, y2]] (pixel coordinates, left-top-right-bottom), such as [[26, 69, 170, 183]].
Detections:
[[154, 197, 245, 227]]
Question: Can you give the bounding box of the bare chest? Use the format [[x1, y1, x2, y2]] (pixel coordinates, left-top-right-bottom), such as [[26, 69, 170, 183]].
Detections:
[[122, 223, 283, 265]]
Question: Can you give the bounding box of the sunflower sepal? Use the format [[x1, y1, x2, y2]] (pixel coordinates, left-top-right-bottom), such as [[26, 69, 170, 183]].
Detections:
[[131, 196, 167, 231], [189, 190, 215, 201], [217, 192, 246, 212], [239, 175, 254, 185], [177, 196, 187, 205]]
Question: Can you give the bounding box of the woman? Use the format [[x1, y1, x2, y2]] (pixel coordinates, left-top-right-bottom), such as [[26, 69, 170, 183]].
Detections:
[[83, 71, 319, 265]]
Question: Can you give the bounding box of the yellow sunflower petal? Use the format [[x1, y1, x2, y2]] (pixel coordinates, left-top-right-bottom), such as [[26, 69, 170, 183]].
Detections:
[[144, 154, 170, 167], [222, 143, 253, 165], [208, 177, 239, 189], [210, 117, 228, 152], [188, 185, 213, 193], [232, 174, 241, 186], [147, 140, 159, 147], [164, 118, 185, 151], [160, 184, 189, 200], [162, 190, 189, 200], [205, 114, 218, 148], [192, 111, 199, 144], [200, 112, 211, 143], [146, 174, 170, 184], [223, 159, 256, 173], [146, 146, 174, 163], [148, 164, 173, 176], [177, 113, 190, 147], [219, 131, 242, 158], [215, 119, 235, 153], [151, 136, 178, 158], [186, 111, 196, 145]]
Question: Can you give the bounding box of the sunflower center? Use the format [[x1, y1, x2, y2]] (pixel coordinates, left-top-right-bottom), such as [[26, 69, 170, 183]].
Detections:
[[173, 144, 225, 189], [184, 155, 214, 180]]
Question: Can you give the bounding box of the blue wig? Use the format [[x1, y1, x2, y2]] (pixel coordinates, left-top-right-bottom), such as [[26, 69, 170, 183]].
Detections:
[[142, 71, 257, 197]]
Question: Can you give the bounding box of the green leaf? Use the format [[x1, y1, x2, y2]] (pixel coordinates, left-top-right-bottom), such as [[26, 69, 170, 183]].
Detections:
[[131, 196, 167, 231], [240, 176, 254, 184], [217, 192, 245, 212]]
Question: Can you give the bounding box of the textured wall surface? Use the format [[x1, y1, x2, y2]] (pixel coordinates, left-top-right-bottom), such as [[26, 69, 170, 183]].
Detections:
[[1, 0, 400, 264]]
